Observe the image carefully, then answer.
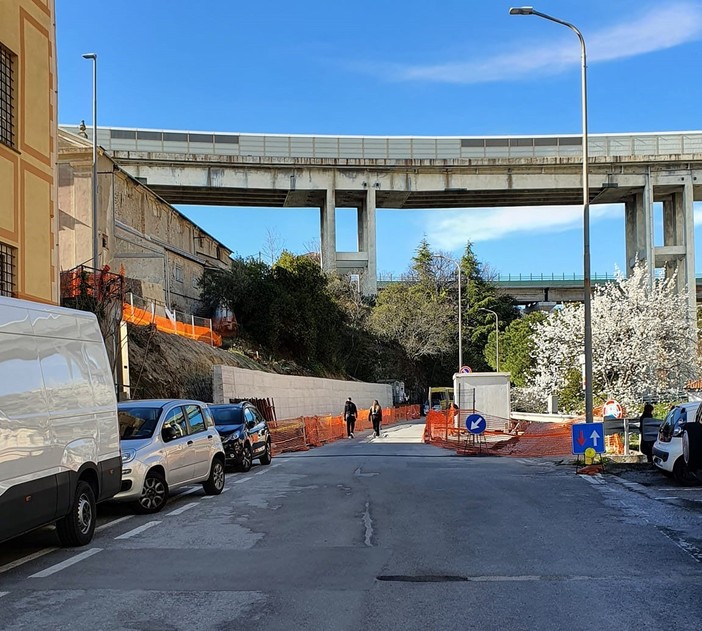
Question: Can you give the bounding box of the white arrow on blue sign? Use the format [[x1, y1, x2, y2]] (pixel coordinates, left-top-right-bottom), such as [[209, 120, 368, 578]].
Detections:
[[466, 413, 487, 435], [571, 422, 605, 454]]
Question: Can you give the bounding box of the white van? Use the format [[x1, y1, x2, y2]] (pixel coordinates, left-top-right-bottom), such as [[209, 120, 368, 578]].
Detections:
[[0, 296, 121, 546]]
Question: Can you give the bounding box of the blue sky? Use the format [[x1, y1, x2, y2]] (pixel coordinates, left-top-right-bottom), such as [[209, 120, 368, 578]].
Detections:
[[56, 0, 702, 278]]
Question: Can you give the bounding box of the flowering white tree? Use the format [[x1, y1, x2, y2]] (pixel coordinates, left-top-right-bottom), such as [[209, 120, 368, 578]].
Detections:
[[526, 263, 699, 412]]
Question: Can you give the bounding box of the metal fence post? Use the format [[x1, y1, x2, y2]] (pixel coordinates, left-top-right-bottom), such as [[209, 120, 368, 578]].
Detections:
[[624, 418, 630, 456]]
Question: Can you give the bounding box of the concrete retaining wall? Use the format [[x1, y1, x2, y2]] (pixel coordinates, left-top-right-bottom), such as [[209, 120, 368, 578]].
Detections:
[[213, 365, 393, 420]]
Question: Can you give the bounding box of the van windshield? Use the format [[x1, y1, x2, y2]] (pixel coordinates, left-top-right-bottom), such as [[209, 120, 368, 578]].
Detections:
[[118, 406, 163, 439]]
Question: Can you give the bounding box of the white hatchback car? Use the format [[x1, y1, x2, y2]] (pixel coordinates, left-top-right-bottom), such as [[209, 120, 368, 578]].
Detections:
[[652, 401, 701, 483], [116, 400, 226, 513]]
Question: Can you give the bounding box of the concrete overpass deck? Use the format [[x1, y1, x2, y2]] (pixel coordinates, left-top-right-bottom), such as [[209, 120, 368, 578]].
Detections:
[[59, 125, 700, 308]]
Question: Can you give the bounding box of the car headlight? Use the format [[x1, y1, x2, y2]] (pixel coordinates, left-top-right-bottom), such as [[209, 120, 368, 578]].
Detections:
[[673, 425, 686, 437], [121, 449, 136, 464]]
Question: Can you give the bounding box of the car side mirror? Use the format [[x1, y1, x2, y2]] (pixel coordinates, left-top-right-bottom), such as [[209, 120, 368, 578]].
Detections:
[[162, 426, 177, 442], [246, 420, 256, 430]]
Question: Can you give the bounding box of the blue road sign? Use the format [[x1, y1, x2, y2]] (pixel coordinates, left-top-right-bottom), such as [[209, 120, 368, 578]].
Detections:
[[466, 413, 487, 435], [571, 422, 605, 454]]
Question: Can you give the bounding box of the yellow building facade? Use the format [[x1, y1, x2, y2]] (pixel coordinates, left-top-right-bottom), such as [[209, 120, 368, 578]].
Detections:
[[0, 0, 58, 304]]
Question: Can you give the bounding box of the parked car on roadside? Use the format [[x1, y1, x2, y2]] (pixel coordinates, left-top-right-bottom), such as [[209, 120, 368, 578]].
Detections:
[[652, 401, 701, 483], [209, 402, 272, 471], [116, 400, 226, 513]]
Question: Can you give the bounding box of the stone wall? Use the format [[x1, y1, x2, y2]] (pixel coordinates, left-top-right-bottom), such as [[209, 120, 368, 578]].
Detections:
[[213, 365, 392, 420]]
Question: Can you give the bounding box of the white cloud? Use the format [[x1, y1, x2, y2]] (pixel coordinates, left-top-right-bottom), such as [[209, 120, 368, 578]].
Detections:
[[425, 204, 621, 249], [380, 3, 702, 84]]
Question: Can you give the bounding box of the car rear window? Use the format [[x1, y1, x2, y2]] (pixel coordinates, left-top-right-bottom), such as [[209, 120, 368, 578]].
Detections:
[[118, 406, 163, 439], [211, 407, 243, 426]]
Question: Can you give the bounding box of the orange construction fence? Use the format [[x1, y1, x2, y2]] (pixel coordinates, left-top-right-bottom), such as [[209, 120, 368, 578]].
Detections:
[[424, 408, 628, 458], [123, 303, 222, 347], [269, 404, 421, 455]]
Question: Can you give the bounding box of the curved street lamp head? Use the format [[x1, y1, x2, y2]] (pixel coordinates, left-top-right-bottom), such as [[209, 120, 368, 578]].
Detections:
[[82, 52, 97, 60], [509, 7, 534, 15]]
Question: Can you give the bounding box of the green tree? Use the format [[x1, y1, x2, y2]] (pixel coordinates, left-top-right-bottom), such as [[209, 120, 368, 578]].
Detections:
[[486, 311, 546, 385]]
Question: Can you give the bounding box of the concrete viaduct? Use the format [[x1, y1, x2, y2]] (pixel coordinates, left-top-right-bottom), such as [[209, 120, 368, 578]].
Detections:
[[61, 126, 702, 315]]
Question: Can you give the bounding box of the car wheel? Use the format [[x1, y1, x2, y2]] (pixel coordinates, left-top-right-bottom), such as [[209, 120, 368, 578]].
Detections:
[[203, 458, 225, 495], [671, 456, 698, 486], [683, 423, 702, 471], [56, 480, 96, 547], [259, 440, 272, 465], [238, 445, 252, 472], [135, 471, 168, 514]]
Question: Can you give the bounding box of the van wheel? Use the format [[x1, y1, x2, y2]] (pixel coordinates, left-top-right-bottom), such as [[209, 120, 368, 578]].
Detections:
[[259, 440, 272, 465], [135, 472, 168, 514], [56, 480, 96, 547], [203, 459, 225, 495]]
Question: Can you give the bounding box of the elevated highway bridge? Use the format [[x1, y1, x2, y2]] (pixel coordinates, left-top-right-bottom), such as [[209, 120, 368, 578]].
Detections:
[[61, 125, 701, 316]]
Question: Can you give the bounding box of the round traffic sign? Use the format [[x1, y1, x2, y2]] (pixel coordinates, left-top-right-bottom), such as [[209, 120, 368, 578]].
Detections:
[[460, 365, 472, 374], [466, 413, 486, 435], [603, 399, 623, 419]]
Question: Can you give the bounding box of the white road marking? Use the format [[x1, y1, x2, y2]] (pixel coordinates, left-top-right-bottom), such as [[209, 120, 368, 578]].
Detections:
[[0, 547, 58, 575], [0, 591, 9, 598], [29, 548, 102, 578], [363, 501, 373, 547], [166, 502, 198, 516], [95, 515, 134, 533], [114, 521, 161, 540], [234, 476, 252, 484]]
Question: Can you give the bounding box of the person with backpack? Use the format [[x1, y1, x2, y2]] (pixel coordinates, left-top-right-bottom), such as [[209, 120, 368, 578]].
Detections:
[[344, 397, 358, 438], [369, 400, 382, 438]]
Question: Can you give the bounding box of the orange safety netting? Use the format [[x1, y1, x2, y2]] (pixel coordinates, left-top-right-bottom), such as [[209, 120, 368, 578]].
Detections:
[[269, 405, 421, 455], [122, 303, 222, 347], [424, 407, 631, 458]]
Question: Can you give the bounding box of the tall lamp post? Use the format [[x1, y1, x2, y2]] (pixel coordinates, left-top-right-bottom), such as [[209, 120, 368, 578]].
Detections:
[[479, 308, 499, 372], [435, 254, 462, 373], [509, 7, 593, 423], [82, 52, 98, 269]]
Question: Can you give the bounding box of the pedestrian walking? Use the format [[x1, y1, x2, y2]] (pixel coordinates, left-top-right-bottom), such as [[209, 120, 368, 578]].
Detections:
[[369, 400, 382, 437], [344, 397, 357, 438]]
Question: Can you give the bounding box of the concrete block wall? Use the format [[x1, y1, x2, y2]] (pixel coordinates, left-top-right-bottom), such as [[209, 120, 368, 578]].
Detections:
[[213, 365, 392, 420]]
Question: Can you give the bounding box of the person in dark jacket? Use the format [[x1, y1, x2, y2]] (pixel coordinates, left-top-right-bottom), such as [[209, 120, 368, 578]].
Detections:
[[369, 400, 383, 437], [344, 397, 357, 438], [639, 402, 655, 462]]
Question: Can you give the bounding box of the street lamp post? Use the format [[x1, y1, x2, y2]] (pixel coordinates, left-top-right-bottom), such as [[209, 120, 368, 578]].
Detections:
[[509, 6, 593, 423], [82, 52, 98, 269], [479, 308, 499, 371], [436, 255, 462, 373]]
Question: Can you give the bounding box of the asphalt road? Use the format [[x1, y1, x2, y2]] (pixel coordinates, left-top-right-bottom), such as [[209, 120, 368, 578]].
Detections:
[[1, 420, 701, 631]]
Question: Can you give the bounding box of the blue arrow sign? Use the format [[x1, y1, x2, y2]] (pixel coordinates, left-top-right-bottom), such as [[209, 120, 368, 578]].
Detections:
[[571, 422, 605, 454], [466, 413, 486, 435]]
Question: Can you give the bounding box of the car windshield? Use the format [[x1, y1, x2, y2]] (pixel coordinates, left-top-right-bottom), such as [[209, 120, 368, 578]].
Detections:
[[211, 407, 243, 426], [118, 406, 163, 439]]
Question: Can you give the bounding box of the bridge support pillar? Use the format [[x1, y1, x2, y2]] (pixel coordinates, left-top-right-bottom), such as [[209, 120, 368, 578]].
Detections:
[[358, 186, 377, 295], [320, 189, 337, 274], [625, 184, 653, 277], [658, 179, 696, 320]]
